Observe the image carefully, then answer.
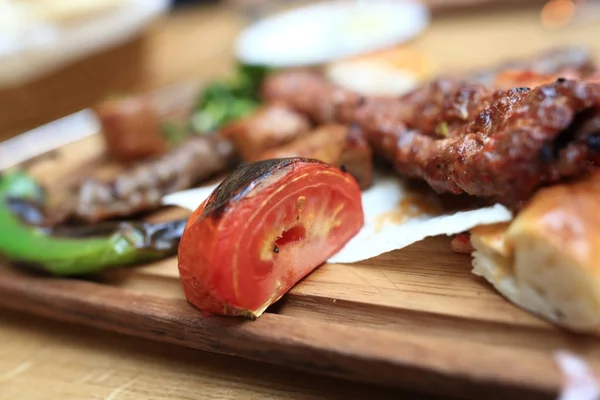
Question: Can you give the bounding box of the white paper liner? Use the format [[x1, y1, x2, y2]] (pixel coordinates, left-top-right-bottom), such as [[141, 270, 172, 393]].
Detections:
[[161, 173, 513, 264], [162, 182, 221, 212]]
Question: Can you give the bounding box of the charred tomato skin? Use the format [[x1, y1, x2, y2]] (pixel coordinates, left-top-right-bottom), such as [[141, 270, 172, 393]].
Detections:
[[177, 158, 364, 318]]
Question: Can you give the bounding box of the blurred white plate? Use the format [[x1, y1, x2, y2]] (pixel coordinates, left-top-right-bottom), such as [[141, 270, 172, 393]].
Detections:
[[235, 0, 430, 68], [0, 0, 169, 89]]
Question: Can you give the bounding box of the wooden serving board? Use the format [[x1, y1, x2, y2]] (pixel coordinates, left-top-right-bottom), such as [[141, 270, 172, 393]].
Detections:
[[1, 120, 600, 400]]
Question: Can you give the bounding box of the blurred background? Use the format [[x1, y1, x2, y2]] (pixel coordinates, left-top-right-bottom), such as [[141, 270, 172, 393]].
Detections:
[[1, 0, 599, 142]]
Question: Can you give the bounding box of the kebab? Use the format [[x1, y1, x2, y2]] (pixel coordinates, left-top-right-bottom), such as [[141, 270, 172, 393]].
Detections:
[[40, 67, 311, 224], [67, 133, 238, 223], [54, 46, 600, 224], [261, 66, 600, 207], [63, 102, 375, 223]]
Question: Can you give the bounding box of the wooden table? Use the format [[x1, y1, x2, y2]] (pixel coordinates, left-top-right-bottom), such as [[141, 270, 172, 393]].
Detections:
[[1, 309, 442, 400], [2, 3, 600, 399]]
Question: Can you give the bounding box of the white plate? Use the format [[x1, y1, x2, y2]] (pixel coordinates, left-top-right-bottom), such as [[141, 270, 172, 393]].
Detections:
[[0, 0, 169, 89], [235, 0, 430, 68]]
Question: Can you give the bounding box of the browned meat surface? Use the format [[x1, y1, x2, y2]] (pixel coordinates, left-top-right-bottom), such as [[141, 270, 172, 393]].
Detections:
[[262, 71, 497, 144], [390, 79, 493, 135], [262, 69, 600, 206], [256, 123, 373, 189], [346, 96, 408, 163], [261, 71, 499, 159], [62, 135, 236, 223], [355, 79, 509, 140], [94, 95, 168, 162], [220, 103, 312, 162], [261, 70, 364, 124], [262, 70, 406, 164], [394, 80, 600, 205]]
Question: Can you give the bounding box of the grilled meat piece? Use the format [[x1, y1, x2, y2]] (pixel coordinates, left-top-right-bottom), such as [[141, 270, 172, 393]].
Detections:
[[359, 79, 501, 137], [67, 135, 236, 223], [261, 70, 364, 124], [263, 69, 600, 205], [261, 71, 498, 160], [94, 94, 169, 162], [256, 123, 373, 189], [261, 70, 408, 163], [220, 103, 312, 162], [394, 80, 600, 205], [263, 71, 496, 139]]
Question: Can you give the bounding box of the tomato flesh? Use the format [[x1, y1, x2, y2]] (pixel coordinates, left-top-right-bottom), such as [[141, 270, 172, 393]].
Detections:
[[177, 158, 364, 318]]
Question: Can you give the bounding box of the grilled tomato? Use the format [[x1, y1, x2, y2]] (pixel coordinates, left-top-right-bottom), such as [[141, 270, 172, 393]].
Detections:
[[177, 157, 364, 319]]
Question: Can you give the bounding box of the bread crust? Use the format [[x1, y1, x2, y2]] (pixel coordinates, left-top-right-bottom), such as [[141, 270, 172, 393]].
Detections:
[[470, 168, 600, 333]]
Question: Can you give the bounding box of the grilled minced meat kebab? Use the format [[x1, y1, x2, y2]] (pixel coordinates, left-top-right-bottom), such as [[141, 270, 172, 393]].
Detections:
[[262, 67, 600, 207], [50, 46, 599, 223], [69, 134, 237, 223], [56, 102, 370, 223]]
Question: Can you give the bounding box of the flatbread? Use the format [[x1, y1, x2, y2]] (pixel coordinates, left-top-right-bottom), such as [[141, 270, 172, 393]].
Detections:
[[471, 168, 600, 333]]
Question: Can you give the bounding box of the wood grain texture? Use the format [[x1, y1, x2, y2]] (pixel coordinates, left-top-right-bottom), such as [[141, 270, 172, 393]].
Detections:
[[0, 266, 564, 400], [0, 309, 442, 400]]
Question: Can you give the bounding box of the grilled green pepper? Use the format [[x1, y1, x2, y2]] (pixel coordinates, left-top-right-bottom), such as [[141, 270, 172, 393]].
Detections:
[[0, 169, 187, 276]]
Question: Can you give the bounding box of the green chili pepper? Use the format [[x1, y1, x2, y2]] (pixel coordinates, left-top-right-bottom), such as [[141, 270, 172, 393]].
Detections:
[[0, 169, 187, 276]]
